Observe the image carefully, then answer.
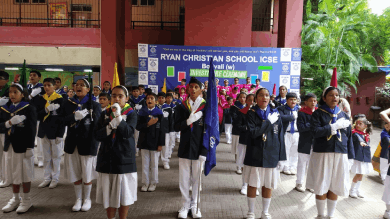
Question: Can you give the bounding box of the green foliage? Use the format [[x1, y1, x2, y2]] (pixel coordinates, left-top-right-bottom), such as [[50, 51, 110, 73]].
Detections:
[[301, 0, 390, 98]]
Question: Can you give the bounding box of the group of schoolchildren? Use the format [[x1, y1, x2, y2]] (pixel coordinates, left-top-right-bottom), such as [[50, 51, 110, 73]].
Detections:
[[1, 69, 390, 219]]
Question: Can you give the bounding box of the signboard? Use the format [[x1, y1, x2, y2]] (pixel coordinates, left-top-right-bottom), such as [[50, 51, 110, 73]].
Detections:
[[49, 2, 68, 26], [138, 44, 301, 94]]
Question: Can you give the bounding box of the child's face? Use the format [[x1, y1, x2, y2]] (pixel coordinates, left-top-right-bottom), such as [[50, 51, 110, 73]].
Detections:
[[279, 87, 287, 97], [111, 88, 129, 108], [181, 81, 186, 85], [246, 95, 254, 106], [67, 90, 74, 98], [246, 78, 251, 84], [224, 81, 228, 86], [355, 120, 367, 132], [238, 94, 246, 104], [158, 96, 165, 105], [323, 89, 339, 108], [43, 82, 55, 95], [93, 88, 101, 96], [55, 80, 61, 89], [228, 99, 233, 105], [103, 82, 110, 90], [132, 89, 139, 97], [241, 88, 248, 94], [146, 95, 156, 109], [139, 87, 145, 94], [181, 88, 185, 94], [29, 73, 40, 84], [99, 96, 110, 108], [256, 89, 270, 109], [305, 97, 317, 109], [286, 97, 297, 109], [166, 96, 173, 104], [9, 87, 24, 103]]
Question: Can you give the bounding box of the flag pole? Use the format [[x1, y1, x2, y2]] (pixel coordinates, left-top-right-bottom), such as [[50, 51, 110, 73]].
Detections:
[[196, 161, 203, 214]]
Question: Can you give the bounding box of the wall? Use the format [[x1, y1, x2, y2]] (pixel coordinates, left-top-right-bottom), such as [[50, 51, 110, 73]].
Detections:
[[184, 0, 253, 47], [283, 0, 303, 48], [251, 32, 278, 47], [350, 70, 386, 120], [125, 29, 184, 49]]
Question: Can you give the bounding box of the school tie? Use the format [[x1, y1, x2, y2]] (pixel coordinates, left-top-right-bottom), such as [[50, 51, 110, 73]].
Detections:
[[290, 111, 295, 134]]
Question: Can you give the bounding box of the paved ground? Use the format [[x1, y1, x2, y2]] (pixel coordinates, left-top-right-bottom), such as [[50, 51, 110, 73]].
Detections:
[[0, 127, 388, 219]]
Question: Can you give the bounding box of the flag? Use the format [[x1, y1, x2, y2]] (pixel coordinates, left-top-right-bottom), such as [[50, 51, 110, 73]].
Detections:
[[272, 83, 276, 96], [112, 62, 120, 88], [162, 78, 167, 93], [330, 67, 337, 88], [203, 58, 220, 176], [19, 59, 27, 87]]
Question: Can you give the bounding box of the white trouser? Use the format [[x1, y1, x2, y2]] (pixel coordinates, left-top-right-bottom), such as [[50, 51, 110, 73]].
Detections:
[[176, 132, 180, 139], [41, 136, 63, 182], [381, 158, 390, 181], [231, 135, 240, 154], [0, 134, 4, 181], [296, 152, 311, 185], [168, 132, 176, 157], [161, 133, 170, 165], [179, 158, 201, 209], [282, 132, 299, 171], [35, 122, 43, 161], [134, 130, 140, 153], [141, 149, 160, 185], [236, 144, 247, 169], [224, 124, 232, 143]]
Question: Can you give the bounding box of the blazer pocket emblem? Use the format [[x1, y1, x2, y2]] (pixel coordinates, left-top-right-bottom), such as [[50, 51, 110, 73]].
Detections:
[[273, 124, 278, 134]]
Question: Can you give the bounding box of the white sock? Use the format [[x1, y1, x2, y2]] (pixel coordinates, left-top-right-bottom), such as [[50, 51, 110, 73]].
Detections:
[[262, 197, 271, 214], [327, 199, 337, 217], [22, 192, 30, 200], [355, 181, 362, 191], [74, 184, 82, 200], [386, 204, 390, 211], [13, 193, 20, 200], [83, 184, 92, 200], [350, 182, 357, 191], [315, 199, 326, 216], [247, 197, 256, 213]]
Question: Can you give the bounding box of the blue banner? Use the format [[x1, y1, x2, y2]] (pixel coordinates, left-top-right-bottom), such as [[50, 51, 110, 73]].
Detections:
[[138, 44, 301, 96]]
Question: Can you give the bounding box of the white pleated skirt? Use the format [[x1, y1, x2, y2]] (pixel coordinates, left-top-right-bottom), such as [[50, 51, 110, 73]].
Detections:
[[243, 165, 280, 189], [9, 145, 34, 185], [306, 152, 349, 197], [382, 176, 390, 204], [96, 172, 138, 209], [350, 160, 373, 175]]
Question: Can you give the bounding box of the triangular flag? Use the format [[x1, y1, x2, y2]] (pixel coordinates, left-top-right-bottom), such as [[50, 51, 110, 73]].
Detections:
[[112, 62, 120, 88], [162, 78, 167, 93], [330, 67, 337, 88]]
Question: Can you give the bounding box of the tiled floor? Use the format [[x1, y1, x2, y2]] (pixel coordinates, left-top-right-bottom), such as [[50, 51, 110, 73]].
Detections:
[[0, 127, 387, 218]]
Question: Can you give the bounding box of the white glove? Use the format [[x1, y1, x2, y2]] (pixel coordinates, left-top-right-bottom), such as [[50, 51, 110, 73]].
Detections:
[[110, 116, 122, 129], [163, 111, 169, 118], [198, 155, 207, 163], [55, 137, 63, 145], [46, 103, 60, 112], [0, 97, 9, 106], [186, 111, 203, 126], [135, 104, 142, 110], [30, 87, 41, 98], [10, 115, 26, 125], [333, 118, 350, 130], [111, 103, 121, 117], [106, 125, 112, 135], [74, 109, 88, 121], [292, 111, 298, 120], [25, 149, 34, 158], [329, 124, 338, 135], [267, 112, 279, 124]]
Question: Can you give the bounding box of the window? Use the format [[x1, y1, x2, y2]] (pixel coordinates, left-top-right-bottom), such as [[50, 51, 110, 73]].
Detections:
[[133, 0, 155, 6], [71, 4, 92, 12], [252, 0, 274, 31], [15, 0, 46, 3]]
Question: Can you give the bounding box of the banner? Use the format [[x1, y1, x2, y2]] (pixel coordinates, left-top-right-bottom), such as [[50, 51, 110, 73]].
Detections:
[[138, 44, 301, 96]]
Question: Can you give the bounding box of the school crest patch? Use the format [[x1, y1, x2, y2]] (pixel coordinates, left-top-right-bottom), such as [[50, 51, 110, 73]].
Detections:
[[273, 124, 278, 134]]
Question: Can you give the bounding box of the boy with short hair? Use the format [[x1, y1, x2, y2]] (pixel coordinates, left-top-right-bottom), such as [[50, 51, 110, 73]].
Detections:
[[98, 93, 111, 111], [278, 92, 299, 175], [136, 93, 166, 192], [138, 85, 146, 99], [54, 77, 67, 96], [93, 86, 102, 103], [224, 97, 234, 144], [130, 86, 146, 156], [156, 92, 173, 170], [165, 92, 176, 159], [295, 93, 317, 192]]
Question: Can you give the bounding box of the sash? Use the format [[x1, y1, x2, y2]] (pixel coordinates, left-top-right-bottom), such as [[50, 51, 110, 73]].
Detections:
[[352, 128, 369, 143], [106, 103, 134, 144], [43, 92, 63, 122], [299, 106, 317, 115], [319, 104, 342, 141], [1, 101, 29, 135]]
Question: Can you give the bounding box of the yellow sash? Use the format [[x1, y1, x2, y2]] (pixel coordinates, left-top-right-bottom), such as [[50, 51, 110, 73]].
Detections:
[[43, 92, 62, 121]]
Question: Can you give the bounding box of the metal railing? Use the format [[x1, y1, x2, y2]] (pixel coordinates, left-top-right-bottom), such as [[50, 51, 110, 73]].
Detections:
[[0, 0, 100, 28], [131, 0, 184, 30], [252, 0, 274, 32]]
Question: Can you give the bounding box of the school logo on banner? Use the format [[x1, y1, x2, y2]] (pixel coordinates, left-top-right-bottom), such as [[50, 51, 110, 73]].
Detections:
[[149, 72, 157, 84], [138, 58, 148, 71], [138, 44, 148, 58], [280, 48, 292, 62], [291, 76, 300, 89], [138, 71, 148, 85], [281, 63, 290, 75], [280, 75, 290, 90], [148, 58, 159, 72], [292, 48, 302, 61], [290, 62, 301, 75], [149, 45, 158, 57]]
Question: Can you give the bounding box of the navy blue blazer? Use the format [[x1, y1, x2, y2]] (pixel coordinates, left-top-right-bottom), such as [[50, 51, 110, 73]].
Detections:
[[236, 110, 249, 145], [230, 104, 245, 136], [244, 106, 286, 168], [297, 111, 313, 154], [0, 103, 37, 153], [224, 108, 232, 124], [381, 136, 390, 159], [352, 132, 371, 163], [174, 101, 207, 160], [95, 109, 138, 174], [35, 96, 66, 139], [310, 108, 354, 159], [136, 112, 166, 151], [60, 98, 101, 156], [277, 105, 296, 134]]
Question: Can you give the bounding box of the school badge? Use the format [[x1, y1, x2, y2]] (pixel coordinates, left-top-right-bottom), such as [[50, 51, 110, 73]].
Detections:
[[273, 124, 278, 134], [210, 136, 216, 148]]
